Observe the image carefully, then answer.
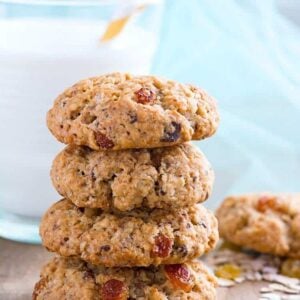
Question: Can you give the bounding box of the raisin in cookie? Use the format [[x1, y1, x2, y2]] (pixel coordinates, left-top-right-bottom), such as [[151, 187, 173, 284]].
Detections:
[[51, 143, 214, 211], [47, 73, 219, 150], [40, 199, 218, 267], [33, 257, 217, 300], [216, 193, 300, 258]]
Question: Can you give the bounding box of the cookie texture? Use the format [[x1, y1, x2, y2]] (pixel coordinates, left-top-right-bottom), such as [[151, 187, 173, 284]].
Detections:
[[47, 73, 219, 150], [40, 199, 219, 267], [33, 257, 217, 300], [51, 143, 214, 211], [216, 193, 300, 258]]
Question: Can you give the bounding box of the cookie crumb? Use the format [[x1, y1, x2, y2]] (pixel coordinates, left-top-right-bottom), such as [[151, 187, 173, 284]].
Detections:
[[204, 242, 300, 299]]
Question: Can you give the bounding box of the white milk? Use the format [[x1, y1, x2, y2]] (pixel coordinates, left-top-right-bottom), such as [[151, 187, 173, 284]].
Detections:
[[0, 18, 157, 217]]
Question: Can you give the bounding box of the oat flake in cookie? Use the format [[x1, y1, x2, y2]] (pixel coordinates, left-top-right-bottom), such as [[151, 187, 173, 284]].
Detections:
[[40, 199, 219, 267], [216, 193, 300, 258], [47, 73, 219, 150], [51, 143, 214, 211], [33, 257, 217, 300]]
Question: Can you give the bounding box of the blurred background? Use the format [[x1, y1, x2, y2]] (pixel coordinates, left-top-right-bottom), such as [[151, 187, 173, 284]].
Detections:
[[153, 0, 300, 210], [0, 0, 299, 242]]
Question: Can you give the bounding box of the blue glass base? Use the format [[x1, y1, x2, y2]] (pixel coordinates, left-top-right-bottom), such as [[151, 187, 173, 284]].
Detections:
[[0, 210, 41, 244]]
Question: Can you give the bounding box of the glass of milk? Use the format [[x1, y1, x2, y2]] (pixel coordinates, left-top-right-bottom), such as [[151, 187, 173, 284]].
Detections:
[[0, 0, 164, 243]]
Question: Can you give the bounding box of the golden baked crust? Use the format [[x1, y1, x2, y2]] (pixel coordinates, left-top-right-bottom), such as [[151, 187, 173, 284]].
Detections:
[[216, 193, 300, 258], [51, 143, 214, 211], [33, 257, 217, 300], [47, 73, 219, 150], [40, 199, 219, 267]]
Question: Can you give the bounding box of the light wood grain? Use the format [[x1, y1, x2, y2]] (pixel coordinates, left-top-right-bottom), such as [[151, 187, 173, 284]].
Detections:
[[0, 238, 52, 300], [0, 238, 265, 300]]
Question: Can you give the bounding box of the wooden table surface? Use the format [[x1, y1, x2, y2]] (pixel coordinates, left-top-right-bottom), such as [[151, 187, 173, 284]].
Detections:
[[0, 238, 264, 300]]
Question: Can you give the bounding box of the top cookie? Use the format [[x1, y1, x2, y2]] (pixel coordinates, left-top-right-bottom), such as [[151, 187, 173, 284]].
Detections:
[[47, 73, 219, 150], [216, 193, 300, 258]]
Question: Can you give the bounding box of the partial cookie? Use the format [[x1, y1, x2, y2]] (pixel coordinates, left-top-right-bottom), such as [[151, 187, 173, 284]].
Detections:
[[47, 73, 219, 150], [33, 257, 217, 300], [216, 193, 300, 258], [40, 199, 219, 267], [51, 143, 214, 211]]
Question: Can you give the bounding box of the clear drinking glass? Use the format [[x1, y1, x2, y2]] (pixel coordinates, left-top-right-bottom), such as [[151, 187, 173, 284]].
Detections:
[[0, 0, 164, 243]]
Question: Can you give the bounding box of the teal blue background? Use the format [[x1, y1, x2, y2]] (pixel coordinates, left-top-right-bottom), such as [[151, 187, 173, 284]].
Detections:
[[153, 0, 300, 206]]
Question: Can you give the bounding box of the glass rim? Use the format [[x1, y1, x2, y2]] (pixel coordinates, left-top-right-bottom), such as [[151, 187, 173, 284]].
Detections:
[[0, 0, 162, 6]]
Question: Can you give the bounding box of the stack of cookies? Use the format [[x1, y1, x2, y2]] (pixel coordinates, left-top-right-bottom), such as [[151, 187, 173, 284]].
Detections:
[[33, 73, 220, 300]]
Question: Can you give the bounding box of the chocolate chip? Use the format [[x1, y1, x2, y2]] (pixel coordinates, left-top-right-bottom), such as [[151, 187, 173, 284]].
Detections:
[[150, 152, 162, 170], [154, 182, 166, 196], [63, 237, 69, 242], [200, 221, 207, 228], [128, 111, 138, 123], [78, 146, 92, 156], [174, 245, 188, 257], [160, 122, 181, 143], [78, 207, 85, 213], [100, 245, 111, 252]]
